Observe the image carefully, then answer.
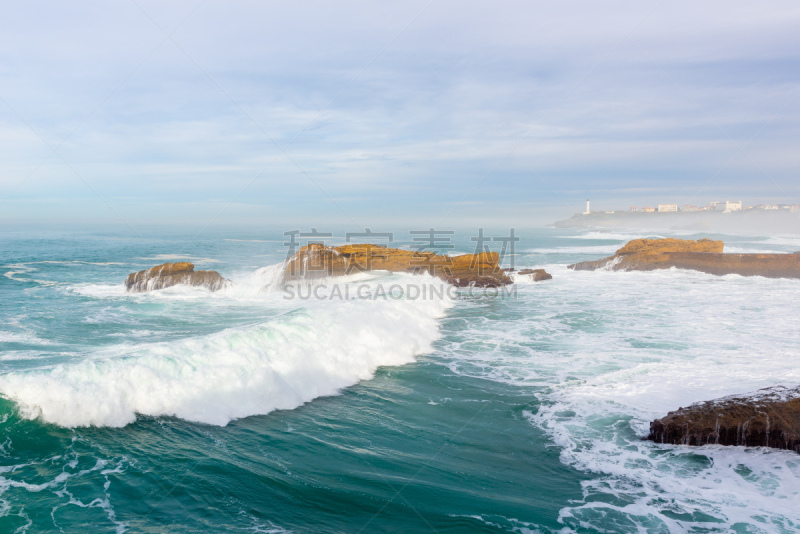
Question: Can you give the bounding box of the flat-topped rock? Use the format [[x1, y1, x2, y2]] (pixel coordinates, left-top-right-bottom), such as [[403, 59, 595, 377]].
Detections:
[[125, 262, 228, 292], [569, 238, 800, 278], [569, 238, 723, 271], [646, 386, 800, 453], [615, 237, 723, 256], [283, 244, 512, 287]]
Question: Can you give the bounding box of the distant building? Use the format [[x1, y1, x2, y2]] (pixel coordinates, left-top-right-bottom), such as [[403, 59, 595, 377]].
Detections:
[[714, 201, 742, 213], [765, 205, 779, 210], [641, 207, 655, 213], [584, 199, 591, 215], [792, 205, 800, 213], [658, 204, 678, 212], [630, 207, 638, 212], [683, 205, 699, 212]]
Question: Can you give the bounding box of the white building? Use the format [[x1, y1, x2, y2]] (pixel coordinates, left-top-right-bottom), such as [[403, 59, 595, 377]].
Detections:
[[658, 204, 678, 212], [714, 201, 742, 213], [584, 199, 590, 215]]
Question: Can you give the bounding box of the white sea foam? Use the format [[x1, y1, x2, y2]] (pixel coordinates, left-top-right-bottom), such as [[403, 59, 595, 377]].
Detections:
[[137, 254, 221, 263], [0, 351, 61, 361], [27, 260, 124, 266], [723, 246, 786, 254], [68, 284, 129, 299], [3, 262, 113, 286], [223, 238, 281, 243], [439, 265, 800, 531], [763, 235, 800, 248], [563, 231, 668, 241], [3, 263, 36, 281], [0, 273, 453, 427], [69, 262, 398, 304], [0, 331, 52, 345], [524, 245, 620, 255], [0, 453, 129, 533]]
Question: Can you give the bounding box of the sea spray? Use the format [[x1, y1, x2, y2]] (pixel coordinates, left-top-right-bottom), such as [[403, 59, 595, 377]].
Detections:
[[0, 273, 453, 427]]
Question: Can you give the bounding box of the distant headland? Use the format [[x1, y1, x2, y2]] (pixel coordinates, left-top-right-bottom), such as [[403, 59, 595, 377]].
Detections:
[[554, 199, 800, 233]]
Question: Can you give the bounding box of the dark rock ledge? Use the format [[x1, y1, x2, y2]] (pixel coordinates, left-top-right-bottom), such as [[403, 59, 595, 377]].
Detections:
[[646, 386, 800, 453]]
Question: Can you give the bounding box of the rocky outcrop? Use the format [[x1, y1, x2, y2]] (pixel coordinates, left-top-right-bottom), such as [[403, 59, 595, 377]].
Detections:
[[569, 238, 723, 271], [655, 252, 800, 278], [646, 386, 800, 453], [518, 268, 552, 281], [569, 238, 800, 278], [283, 244, 512, 287], [125, 262, 228, 292]]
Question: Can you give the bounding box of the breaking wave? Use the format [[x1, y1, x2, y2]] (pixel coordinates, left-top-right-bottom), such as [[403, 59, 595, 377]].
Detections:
[[0, 273, 453, 427]]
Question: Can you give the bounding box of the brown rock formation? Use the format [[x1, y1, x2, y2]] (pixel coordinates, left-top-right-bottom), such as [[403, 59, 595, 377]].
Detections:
[[646, 386, 800, 453], [569, 238, 800, 278], [518, 268, 552, 281], [125, 262, 228, 292], [283, 243, 512, 287], [569, 238, 723, 271]]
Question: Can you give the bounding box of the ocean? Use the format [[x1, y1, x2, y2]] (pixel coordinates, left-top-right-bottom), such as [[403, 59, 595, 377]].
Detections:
[[1, 226, 799, 533]]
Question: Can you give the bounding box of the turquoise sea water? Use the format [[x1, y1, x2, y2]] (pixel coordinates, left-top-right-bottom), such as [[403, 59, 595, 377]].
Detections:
[[1, 226, 800, 532]]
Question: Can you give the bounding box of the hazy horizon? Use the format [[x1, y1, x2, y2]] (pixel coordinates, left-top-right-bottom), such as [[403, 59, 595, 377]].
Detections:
[[2, 1, 799, 229]]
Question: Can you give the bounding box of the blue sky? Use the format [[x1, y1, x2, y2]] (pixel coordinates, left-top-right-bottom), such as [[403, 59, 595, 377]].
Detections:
[[1, 0, 799, 227]]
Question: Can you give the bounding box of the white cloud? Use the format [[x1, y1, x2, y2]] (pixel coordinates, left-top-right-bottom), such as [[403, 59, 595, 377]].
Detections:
[[1, 0, 799, 224]]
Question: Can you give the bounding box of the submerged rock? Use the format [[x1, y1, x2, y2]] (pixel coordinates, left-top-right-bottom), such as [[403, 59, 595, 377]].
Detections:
[[646, 386, 800, 453], [283, 243, 512, 287], [125, 262, 228, 292], [569, 238, 800, 278], [517, 268, 552, 281]]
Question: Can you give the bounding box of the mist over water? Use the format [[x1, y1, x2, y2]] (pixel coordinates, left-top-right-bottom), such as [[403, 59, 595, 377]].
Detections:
[[1, 227, 799, 532]]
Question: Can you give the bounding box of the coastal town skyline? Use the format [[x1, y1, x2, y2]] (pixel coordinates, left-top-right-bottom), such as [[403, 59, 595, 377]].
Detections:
[[583, 198, 800, 215]]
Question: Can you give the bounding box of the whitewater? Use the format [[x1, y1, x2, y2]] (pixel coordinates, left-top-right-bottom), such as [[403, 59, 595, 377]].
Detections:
[[1, 227, 799, 532], [0, 271, 452, 427]]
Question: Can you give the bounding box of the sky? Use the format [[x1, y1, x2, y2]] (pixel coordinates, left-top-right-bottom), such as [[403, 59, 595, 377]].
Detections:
[[1, 0, 799, 229]]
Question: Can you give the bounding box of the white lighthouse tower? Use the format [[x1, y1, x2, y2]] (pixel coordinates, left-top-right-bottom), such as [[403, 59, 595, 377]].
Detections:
[[584, 199, 590, 215]]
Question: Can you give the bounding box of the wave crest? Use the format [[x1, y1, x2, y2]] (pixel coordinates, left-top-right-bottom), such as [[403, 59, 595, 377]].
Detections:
[[0, 275, 452, 427]]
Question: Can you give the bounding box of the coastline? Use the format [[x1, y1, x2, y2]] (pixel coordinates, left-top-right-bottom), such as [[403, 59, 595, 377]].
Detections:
[[554, 209, 800, 234]]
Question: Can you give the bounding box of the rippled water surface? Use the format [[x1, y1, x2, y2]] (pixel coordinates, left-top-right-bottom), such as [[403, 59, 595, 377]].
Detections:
[[1, 226, 799, 532]]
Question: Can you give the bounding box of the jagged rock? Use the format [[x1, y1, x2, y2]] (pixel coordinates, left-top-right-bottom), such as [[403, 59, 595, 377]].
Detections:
[[646, 386, 800, 453], [569, 238, 800, 278], [124, 262, 228, 292], [517, 268, 552, 281], [283, 244, 512, 287]]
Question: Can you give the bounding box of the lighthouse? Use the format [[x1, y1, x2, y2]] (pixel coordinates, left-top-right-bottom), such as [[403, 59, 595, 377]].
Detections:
[[584, 199, 590, 215]]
